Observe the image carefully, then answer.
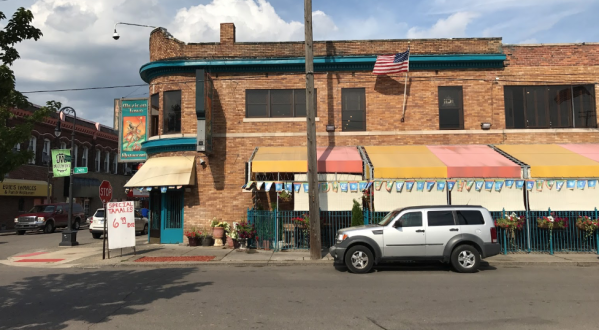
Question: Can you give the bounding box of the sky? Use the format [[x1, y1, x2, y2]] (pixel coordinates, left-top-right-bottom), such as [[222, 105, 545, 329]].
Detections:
[[2, 0, 599, 127]]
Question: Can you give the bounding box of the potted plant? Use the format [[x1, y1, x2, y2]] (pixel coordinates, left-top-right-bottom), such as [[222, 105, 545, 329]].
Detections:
[[236, 221, 256, 251], [201, 230, 214, 247], [210, 218, 230, 247], [576, 216, 598, 239], [226, 223, 240, 249], [278, 189, 292, 202], [184, 228, 200, 246], [292, 214, 310, 248], [537, 216, 568, 230]]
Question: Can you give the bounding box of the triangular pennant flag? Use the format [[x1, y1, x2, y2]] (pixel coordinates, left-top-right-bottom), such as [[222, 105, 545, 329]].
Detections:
[[359, 181, 367, 191], [588, 180, 597, 189], [494, 181, 504, 192], [265, 182, 274, 191], [303, 183, 309, 192], [536, 180, 544, 191], [285, 182, 292, 192], [416, 181, 425, 191], [484, 181, 493, 191], [320, 182, 330, 192], [293, 183, 301, 193], [374, 181, 383, 191], [405, 181, 415, 192], [447, 181, 455, 191], [365, 181, 373, 190], [349, 182, 359, 192], [396, 181, 404, 192], [475, 181, 484, 191], [577, 180, 586, 190], [385, 181, 394, 192], [256, 182, 264, 190], [332, 182, 339, 193], [546, 180, 555, 190], [426, 181, 435, 191], [556, 180, 565, 191], [505, 180, 514, 188], [516, 180, 524, 189], [526, 181, 534, 191], [275, 182, 283, 192], [437, 181, 446, 191], [340, 182, 349, 192], [457, 180, 465, 192], [567, 180, 576, 190], [466, 180, 474, 191]]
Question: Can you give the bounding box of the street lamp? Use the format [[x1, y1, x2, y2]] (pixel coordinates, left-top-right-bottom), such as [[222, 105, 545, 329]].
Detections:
[[113, 22, 159, 40], [56, 106, 79, 247]]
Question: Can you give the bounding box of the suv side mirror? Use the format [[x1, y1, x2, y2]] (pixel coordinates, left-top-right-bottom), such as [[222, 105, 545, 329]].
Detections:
[[393, 220, 402, 228]]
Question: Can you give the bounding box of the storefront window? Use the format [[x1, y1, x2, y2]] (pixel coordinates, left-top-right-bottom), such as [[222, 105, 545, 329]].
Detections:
[[163, 90, 181, 134], [246, 89, 316, 118], [438, 86, 464, 130], [150, 93, 160, 136], [342, 88, 366, 131]]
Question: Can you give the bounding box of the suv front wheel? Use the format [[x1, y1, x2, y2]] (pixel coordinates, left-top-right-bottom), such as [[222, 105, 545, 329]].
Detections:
[[345, 245, 374, 274], [451, 245, 481, 273]]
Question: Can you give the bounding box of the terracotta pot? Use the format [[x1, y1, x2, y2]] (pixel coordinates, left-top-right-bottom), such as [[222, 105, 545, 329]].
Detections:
[[188, 237, 198, 247], [213, 227, 225, 239], [226, 236, 236, 249], [263, 240, 270, 251]]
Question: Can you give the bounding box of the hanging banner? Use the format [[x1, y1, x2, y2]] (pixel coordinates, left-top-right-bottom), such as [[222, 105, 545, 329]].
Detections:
[[475, 181, 484, 191], [567, 180, 576, 190], [320, 182, 330, 192], [374, 181, 383, 191], [302, 183, 309, 192], [160, 187, 167, 193], [437, 181, 446, 191], [340, 182, 349, 192], [275, 182, 283, 192], [425, 181, 435, 191], [556, 180, 565, 191], [107, 201, 136, 250], [293, 183, 301, 192], [405, 181, 415, 192], [536, 180, 544, 191], [51, 149, 71, 178], [256, 182, 264, 190], [118, 98, 148, 162], [457, 180, 464, 192], [516, 180, 524, 189], [359, 181, 367, 192], [396, 181, 404, 192], [577, 180, 586, 190], [466, 180, 475, 192], [349, 182, 359, 192], [244, 181, 254, 190], [447, 181, 455, 191], [285, 182, 292, 192], [265, 182, 274, 191], [484, 181, 493, 191], [588, 180, 597, 189], [526, 181, 534, 191], [365, 181, 373, 190], [332, 182, 339, 193], [505, 180, 514, 188], [385, 181, 394, 192], [494, 181, 504, 192], [416, 181, 425, 192]]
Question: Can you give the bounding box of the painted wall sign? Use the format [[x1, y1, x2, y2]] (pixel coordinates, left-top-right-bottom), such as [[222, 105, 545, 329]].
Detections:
[[0, 180, 50, 197], [118, 98, 148, 162]]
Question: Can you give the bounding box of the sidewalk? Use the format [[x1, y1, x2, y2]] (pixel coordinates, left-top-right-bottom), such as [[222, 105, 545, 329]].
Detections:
[[2, 242, 599, 269]]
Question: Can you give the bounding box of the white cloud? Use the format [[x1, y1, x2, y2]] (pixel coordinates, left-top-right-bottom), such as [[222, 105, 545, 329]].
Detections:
[[407, 12, 479, 38]]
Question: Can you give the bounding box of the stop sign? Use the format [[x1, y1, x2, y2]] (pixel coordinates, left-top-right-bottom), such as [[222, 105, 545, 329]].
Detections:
[[99, 180, 113, 204]]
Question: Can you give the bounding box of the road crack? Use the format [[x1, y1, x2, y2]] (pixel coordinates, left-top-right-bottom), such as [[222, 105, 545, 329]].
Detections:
[[367, 317, 388, 330]]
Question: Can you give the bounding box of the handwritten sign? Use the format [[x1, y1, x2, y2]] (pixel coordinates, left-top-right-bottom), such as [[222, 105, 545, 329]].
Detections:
[[106, 201, 135, 250]]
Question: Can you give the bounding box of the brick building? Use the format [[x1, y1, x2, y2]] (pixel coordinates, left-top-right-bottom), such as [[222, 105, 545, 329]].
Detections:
[[126, 23, 598, 244], [1, 105, 133, 230]]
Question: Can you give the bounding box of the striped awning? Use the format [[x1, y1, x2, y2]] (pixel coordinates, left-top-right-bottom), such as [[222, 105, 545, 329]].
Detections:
[[251, 146, 362, 173]]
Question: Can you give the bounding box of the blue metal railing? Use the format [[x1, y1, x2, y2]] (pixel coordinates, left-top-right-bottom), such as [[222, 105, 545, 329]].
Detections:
[[247, 208, 599, 254]]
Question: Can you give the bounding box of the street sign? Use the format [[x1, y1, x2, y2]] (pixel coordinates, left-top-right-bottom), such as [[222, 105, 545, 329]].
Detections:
[[99, 180, 113, 204], [73, 167, 88, 174]]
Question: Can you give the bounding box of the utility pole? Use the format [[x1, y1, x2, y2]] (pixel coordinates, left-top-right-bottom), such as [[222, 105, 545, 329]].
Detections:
[[305, 0, 321, 260]]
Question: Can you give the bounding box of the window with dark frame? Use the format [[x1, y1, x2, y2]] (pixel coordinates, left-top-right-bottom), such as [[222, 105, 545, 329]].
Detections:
[[163, 90, 182, 134], [397, 212, 423, 227], [150, 93, 160, 136], [504, 85, 596, 129], [427, 211, 456, 227], [245, 89, 316, 118], [438, 86, 464, 130], [342, 88, 366, 131]]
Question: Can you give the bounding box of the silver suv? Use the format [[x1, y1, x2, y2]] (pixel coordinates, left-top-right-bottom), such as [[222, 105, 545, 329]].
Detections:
[[329, 205, 500, 273]]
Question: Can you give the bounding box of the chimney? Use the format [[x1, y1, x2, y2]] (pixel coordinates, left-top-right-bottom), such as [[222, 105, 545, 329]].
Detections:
[[220, 23, 236, 45]]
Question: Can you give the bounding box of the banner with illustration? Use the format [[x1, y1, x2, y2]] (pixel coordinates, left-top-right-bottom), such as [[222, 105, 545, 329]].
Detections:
[[118, 98, 148, 162], [52, 149, 71, 178]]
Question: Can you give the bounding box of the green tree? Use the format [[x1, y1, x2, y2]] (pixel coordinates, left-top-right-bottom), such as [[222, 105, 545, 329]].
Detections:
[[0, 8, 54, 180], [351, 199, 364, 227]]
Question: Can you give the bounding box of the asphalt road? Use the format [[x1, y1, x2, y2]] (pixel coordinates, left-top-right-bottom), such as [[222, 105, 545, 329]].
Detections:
[[0, 263, 597, 330]]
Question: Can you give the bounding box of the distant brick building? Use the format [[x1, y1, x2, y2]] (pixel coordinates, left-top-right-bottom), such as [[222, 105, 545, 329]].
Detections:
[[1, 105, 133, 230], [127, 23, 598, 244]]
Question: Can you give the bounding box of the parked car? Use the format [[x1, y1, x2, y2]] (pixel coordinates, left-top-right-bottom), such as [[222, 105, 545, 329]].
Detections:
[[329, 205, 500, 273], [14, 203, 86, 235], [89, 208, 148, 239]]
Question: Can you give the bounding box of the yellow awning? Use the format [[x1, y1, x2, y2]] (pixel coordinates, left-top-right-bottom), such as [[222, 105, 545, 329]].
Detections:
[[124, 156, 196, 187], [496, 144, 599, 178], [364, 146, 447, 179], [252, 147, 307, 173], [0, 179, 50, 197]]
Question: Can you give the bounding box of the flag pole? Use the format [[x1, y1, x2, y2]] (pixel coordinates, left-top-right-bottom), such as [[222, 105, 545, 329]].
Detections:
[[400, 47, 410, 123]]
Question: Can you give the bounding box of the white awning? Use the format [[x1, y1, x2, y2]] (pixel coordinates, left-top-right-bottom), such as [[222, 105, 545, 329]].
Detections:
[[124, 156, 196, 188]]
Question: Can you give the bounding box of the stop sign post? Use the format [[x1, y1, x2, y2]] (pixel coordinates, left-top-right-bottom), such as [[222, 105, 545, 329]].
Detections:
[[99, 180, 112, 259]]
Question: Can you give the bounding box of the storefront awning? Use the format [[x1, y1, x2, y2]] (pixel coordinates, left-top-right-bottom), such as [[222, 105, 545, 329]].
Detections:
[[0, 179, 50, 197], [364, 146, 446, 179], [251, 146, 362, 173], [124, 156, 196, 187], [560, 144, 599, 163], [495, 144, 599, 178], [427, 145, 521, 178]]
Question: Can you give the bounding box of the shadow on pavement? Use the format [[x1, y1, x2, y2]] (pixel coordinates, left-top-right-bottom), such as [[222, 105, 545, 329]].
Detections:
[[0, 268, 210, 330], [334, 261, 497, 273]]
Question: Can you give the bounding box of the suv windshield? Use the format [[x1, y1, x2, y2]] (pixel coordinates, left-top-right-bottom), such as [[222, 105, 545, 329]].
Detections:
[[94, 210, 105, 218], [28, 205, 55, 213], [378, 210, 400, 226]]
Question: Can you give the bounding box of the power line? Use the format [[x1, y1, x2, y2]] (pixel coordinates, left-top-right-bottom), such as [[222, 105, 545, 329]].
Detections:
[[21, 83, 148, 94]]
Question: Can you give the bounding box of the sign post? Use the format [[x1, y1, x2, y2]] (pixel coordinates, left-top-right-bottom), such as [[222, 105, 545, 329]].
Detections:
[[106, 201, 136, 257], [99, 181, 112, 259]]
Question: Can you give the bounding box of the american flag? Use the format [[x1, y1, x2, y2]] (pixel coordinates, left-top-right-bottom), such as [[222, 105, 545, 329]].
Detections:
[[372, 49, 410, 75]]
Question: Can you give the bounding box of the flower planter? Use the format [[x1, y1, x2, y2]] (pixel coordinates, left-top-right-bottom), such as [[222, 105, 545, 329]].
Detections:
[[238, 238, 248, 250], [213, 227, 225, 247], [187, 237, 198, 247], [202, 236, 214, 247], [226, 237, 239, 249], [263, 240, 271, 251]]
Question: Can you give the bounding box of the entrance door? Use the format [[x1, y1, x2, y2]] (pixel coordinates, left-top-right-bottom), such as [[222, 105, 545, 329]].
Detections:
[[161, 190, 184, 244], [149, 190, 161, 244]]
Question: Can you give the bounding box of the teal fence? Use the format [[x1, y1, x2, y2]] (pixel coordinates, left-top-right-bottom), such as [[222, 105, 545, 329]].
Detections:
[[247, 208, 599, 254]]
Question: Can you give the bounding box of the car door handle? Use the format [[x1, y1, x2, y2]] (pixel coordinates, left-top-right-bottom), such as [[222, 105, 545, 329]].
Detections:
[[416, 229, 425, 233], [449, 228, 459, 232]]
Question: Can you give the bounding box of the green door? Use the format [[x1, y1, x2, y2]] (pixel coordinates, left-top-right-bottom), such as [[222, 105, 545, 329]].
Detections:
[[161, 190, 184, 244]]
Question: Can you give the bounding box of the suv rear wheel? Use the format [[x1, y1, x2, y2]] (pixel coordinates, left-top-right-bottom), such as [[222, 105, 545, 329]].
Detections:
[[345, 245, 374, 274], [451, 245, 481, 273]]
